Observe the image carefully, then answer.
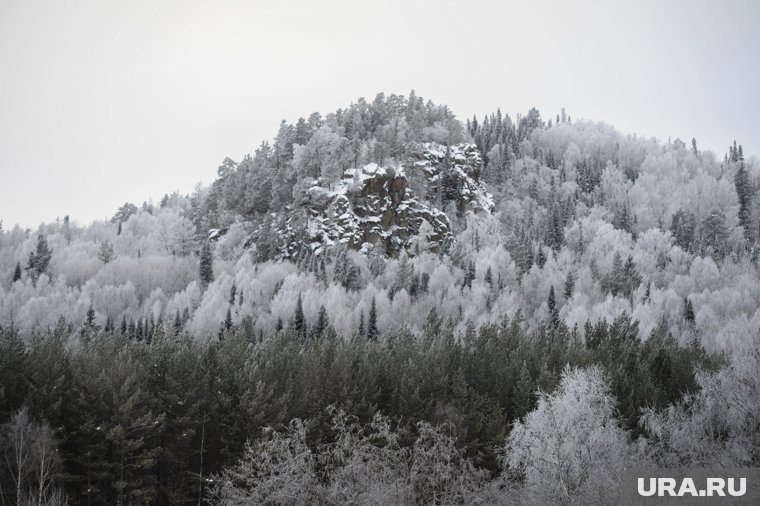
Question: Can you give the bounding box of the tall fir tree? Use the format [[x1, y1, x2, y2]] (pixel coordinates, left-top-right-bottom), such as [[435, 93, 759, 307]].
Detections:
[[293, 293, 306, 340], [734, 161, 753, 242], [199, 241, 214, 289], [312, 305, 329, 339], [547, 285, 560, 329], [367, 297, 378, 340]]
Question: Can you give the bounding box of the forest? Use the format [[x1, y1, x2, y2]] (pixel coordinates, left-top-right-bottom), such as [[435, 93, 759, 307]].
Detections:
[[1, 92, 759, 504]]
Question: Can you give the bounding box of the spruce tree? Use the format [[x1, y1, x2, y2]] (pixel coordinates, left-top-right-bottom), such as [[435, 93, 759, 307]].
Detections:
[[293, 294, 306, 340], [199, 241, 214, 289], [683, 297, 695, 325], [547, 285, 560, 329], [367, 297, 378, 340], [85, 305, 96, 328], [224, 308, 233, 331], [734, 162, 753, 241], [12, 261, 22, 283], [564, 272, 575, 299], [173, 310, 182, 333], [312, 305, 329, 339]]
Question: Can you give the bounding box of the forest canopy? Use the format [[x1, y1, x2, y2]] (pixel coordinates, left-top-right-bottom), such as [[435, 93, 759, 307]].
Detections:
[[1, 92, 759, 504]]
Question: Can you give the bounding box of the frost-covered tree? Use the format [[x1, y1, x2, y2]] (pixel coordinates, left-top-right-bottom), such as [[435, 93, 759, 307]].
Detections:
[[504, 366, 635, 505], [26, 234, 52, 282], [642, 331, 760, 467], [98, 241, 115, 264], [111, 203, 138, 224]]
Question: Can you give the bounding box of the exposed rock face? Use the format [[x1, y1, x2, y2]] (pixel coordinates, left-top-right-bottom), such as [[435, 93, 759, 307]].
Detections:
[[295, 143, 492, 257]]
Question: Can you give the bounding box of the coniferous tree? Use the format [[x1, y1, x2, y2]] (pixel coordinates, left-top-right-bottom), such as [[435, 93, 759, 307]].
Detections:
[[564, 272, 575, 300], [367, 297, 378, 340], [173, 310, 182, 334], [536, 247, 547, 269], [85, 305, 96, 328], [199, 241, 214, 289], [224, 308, 233, 331], [293, 294, 306, 340], [12, 261, 22, 283], [734, 161, 753, 242], [312, 305, 329, 339], [683, 297, 695, 325], [229, 282, 237, 305], [27, 234, 52, 281], [98, 241, 115, 264], [547, 286, 560, 329]]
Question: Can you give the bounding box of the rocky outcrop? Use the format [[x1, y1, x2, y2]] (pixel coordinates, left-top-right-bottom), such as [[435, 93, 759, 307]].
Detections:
[[293, 143, 492, 257]]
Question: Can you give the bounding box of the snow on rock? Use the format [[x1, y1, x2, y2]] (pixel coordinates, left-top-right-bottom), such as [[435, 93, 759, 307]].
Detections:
[[280, 143, 492, 257]]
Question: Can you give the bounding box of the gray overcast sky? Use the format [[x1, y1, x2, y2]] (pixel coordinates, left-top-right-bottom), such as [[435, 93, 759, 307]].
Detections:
[[1, 0, 758, 229]]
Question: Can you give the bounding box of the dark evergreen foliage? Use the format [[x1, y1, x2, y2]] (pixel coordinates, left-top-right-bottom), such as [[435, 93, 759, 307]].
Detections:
[[0, 312, 719, 504]]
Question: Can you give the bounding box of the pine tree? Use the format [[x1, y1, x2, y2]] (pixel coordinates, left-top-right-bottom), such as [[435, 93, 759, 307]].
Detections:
[[358, 310, 365, 337], [199, 241, 214, 289], [367, 297, 378, 340]]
